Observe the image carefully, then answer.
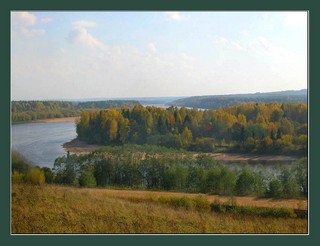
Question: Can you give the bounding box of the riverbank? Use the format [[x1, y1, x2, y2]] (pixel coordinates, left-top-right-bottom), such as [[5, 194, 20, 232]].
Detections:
[[33, 116, 80, 123], [208, 153, 298, 162], [63, 138, 101, 154], [12, 116, 80, 124]]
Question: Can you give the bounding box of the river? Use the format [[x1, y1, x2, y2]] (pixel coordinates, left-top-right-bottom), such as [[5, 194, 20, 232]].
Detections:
[[12, 121, 77, 168]]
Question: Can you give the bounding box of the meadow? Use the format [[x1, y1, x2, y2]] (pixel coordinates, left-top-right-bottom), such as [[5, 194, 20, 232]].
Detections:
[[11, 183, 307, 234]]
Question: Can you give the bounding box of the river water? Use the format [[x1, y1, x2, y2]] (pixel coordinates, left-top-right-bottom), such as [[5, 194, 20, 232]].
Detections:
[[12, 121, 77, 168]]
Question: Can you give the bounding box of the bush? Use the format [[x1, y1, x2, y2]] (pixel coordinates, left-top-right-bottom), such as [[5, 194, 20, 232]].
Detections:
[[25, 168, 45, 185], [235, 167, 255, 196], [12, 151, 30, 174], [193, 195, 211, 210], [211, 201, 297, 218], [268, 178, 284, 198], [41, 167, 55, 184], [158, 195, 210, 211], [283, 178, 301, 198], [79, 167, 97, 188], [12, 171, 24, 183]]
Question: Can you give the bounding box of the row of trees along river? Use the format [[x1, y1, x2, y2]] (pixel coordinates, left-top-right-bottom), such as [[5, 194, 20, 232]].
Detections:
[[12, 146, 307, 199]]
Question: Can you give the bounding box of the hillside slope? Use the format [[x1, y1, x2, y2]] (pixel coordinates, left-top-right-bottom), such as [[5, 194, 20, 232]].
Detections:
[[12, 184, 307, 234], [169, 89, 307, 109]]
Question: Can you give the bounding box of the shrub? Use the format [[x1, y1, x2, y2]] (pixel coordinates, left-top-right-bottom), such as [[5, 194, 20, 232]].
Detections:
[[12, 171, 24, 183], [283, 178, 301, 198], [211, 202, 297, 218], [41, 167, 55, 184], [235, 167, 255, 196], [268, 178, 284, 198], [12, 151, 30, 174], [79, 167, 97, 188], [158, 195, 210, 211], [193, 195, 211, 210], [25, 168, 45, 185]]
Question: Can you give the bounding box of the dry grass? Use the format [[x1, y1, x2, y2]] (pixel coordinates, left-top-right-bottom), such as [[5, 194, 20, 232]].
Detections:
[[11, 184, 307, 234]]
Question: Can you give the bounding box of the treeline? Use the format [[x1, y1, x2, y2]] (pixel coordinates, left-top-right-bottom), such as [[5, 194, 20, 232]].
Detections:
[[12, 147, 307, 199], [169, 89, 307, 109], [50, 147, 308, 199], [12, 100, 140, 122], [77, 102, 307, 155]]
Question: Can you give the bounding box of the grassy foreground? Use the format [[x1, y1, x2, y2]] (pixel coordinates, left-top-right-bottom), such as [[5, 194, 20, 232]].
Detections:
[[11, 184, 307, 234]]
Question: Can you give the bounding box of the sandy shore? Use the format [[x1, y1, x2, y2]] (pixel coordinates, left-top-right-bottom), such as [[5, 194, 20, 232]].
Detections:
[[63, 138, 102, 154], [205, 153, 298, 162], [34, 116, 80, 123]]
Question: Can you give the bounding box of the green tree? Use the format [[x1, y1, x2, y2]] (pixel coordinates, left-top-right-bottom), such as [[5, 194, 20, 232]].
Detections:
[[294, 158, 308, 196], [235, 166, 255, 196], [79, 166, 97, 188], [270, 109, 284, 122], [53, 155, 79, 184], [41, 167, 55, 184], [268, 178, 283, 198]]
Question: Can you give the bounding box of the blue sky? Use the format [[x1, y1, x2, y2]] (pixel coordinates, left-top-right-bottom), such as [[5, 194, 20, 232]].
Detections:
[[11, 11, 307, 100]]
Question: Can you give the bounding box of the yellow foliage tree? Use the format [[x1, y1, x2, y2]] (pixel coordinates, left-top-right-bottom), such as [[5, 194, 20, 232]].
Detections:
[[25, 168, 45, 185], [109, 119, 118, 141]]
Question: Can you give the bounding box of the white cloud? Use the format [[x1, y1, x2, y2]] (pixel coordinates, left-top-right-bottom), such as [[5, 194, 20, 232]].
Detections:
[[213, 36, 228, 45], [40, 17, 52, 24], [284, 12, 307, 28], [231, 41, 244, 51], [21, 27, 46, 36], [68, 21, 105, 49], [147, 43, 157, 54], [12, 12, 37, 25], [213, 36, 244, 51], [164, 12, 188, 21], [72, 20, 97, 28], [209, 32, 306, 93], [11, 11, 51, 37], [240, 30, 249, 36], [12, 29, 199, 99], [69, 27, 105, 49]]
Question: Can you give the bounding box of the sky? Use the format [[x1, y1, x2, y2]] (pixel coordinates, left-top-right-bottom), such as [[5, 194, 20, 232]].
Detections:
[[11, 11, 308, 100]]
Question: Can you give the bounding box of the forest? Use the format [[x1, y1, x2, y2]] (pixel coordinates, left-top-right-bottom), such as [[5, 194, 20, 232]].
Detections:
[[169, 89, 307, 109], [12, 100, 140, 122], [76, 102, 308, 155]]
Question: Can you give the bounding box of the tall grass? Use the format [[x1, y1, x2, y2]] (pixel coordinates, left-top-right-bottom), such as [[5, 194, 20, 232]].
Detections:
[[12, 184, 307, 234]]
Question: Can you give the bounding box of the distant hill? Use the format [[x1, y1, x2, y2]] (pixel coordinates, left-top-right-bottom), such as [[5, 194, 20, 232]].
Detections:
[[168, 89, 307, 109]]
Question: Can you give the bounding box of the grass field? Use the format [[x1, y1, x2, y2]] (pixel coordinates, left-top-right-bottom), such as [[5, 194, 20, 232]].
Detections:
[[11, 184, 308, 234]]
